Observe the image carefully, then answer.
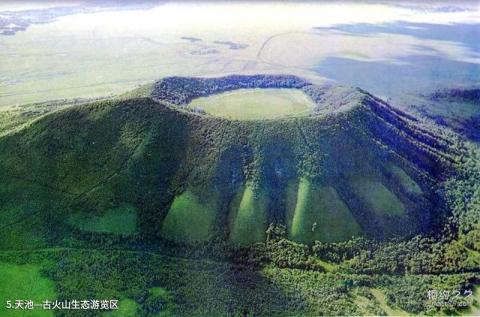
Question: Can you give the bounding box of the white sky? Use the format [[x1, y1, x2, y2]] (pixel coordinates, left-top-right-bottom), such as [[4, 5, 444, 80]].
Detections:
[[0, 1, 81, 11], [57, 2, 480, 34]]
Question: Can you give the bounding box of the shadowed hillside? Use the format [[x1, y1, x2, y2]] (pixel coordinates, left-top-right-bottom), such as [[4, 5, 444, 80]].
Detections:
[[421, 87, 480, 141]]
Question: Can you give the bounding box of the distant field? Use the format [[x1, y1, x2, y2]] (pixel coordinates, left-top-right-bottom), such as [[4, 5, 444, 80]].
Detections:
[[187, 88, 315, 120]]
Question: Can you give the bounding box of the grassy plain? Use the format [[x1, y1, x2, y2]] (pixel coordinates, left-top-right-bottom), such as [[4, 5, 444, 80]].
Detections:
[[0, 262, 56, 317]]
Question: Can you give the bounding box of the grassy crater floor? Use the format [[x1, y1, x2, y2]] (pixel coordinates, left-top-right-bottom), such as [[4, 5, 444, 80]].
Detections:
[[187, 88, 315, 120]]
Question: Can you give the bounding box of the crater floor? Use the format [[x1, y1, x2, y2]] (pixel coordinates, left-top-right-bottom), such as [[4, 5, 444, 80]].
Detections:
[[186, 88, 315, 120]]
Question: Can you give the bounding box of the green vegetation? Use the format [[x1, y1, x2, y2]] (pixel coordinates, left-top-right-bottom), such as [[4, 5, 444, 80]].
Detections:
[[117, 84, 154, 101], [146, 287, 175, 317], [0, 76, 479, 316], [287, 178, 362, 243], [0, 110, 32, 136], [106, 299, 140, 317], [1, 238, 476, 317], [388, 165, 423, 195], [229, 185, 268, 246], [0, 262, 56, 317], [68, 205, 138, 235], [0, 79, 444, 246], [0, 102, 67, 137], [370, 288, 408, 316], [161, 190, 219, 242], [0, 248, 462, 317], [187, 88, 315, 120], [463, 286, 480, 316], [352, 179, 406, 216], [426, 88, 480, 141]]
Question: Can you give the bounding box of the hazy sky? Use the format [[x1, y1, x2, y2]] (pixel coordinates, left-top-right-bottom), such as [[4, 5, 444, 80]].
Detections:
[[0, 1, 81, 11]]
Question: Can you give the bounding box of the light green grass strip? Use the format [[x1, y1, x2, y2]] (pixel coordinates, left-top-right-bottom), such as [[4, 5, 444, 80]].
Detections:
[[388, 165, 422, 195], [161, 190, 219, 242], [229, 185, 268, 246], [288, 178, 361, 244], [353, 179, 405, 216]]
